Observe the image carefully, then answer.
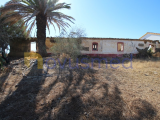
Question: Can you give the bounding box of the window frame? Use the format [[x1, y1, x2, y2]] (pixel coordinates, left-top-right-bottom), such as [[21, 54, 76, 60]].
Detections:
[[117, 42, 124, 52], [92, 42, 98, 51]]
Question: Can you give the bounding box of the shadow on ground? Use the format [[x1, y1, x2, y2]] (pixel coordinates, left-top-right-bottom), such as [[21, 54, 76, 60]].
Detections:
[[0, 73, 10, 92], [0, 66, 44, 120], [0, 66, 13, 92], [0, 65, 159, 120]]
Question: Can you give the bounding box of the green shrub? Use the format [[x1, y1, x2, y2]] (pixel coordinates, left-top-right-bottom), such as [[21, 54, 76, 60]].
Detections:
[[147, 48, 153, 57], [50, 28, 86, 64]]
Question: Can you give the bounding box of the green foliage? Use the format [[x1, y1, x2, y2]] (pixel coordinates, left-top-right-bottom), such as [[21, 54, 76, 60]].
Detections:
[[147, 48, 153, 57], [0, 6, 28, 54], [51, 38, 82, 61], [50, 28, 86, 62], [0, 0, 75, 56], [0, 55, 5, 69], [0, 19, 27, 44], [0, 0, 74, 35]]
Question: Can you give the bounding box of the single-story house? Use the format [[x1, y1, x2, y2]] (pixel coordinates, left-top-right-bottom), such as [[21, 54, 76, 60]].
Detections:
[[30, 37, 160, 57], [80, 37, 159, 57], [140, 32, 160, 41], [8, 32, 160, 57]]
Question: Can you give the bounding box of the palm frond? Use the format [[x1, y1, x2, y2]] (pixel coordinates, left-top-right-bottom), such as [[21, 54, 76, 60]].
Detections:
[[46, 21, 50, 34], [48, 17, 56, 32], [25, 10, 39, 24], [47, 12, 61, 18], [27, 19, 36, 36], [54, 3, 71, 10], [3, 13, 22, 24], [51, 18, 60, 32], [0, 0, 75, 36]]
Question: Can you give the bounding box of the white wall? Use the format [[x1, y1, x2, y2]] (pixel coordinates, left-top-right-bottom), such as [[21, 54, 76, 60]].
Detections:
[[156, 42, 160, 48], [81, 39, 102, 54], [81, 39, 154, 54]]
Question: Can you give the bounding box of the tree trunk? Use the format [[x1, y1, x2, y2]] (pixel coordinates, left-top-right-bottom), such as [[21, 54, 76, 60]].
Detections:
[[36, 13, 47, 57]]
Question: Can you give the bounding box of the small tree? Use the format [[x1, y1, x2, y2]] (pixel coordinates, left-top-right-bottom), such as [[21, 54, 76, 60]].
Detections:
[[0, 6, 27, 52], [0, 7, 27, 66], [50, 27, 86, 63]]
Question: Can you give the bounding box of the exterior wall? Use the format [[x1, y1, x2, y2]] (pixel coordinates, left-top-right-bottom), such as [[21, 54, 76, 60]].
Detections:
[[31, 37, 159, 57], [156, 42, 160, 48], [29, 38, 160, 57], [81, 39, 155, 57], [102, 40, 138, 54], [9, 37, 159, 57], [81, 40, 102, 54]]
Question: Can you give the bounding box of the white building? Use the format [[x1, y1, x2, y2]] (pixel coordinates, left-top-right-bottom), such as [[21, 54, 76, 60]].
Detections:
[[80, 37, 159, 57], [140, 32, 160, 41]]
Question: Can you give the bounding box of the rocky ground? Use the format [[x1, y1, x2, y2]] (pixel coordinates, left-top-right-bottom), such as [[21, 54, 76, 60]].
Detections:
[[0, 57, 160, 120]]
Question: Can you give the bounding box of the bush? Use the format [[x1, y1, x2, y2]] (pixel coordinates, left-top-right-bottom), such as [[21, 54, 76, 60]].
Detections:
[[50, 28, 86, 64], [147, 48, 153, 57]]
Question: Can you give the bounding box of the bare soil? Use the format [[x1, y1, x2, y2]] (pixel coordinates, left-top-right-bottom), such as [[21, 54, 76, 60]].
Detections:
[[0, 58, 160, 120]]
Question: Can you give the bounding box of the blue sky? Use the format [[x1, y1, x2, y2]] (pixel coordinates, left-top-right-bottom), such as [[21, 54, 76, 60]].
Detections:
[[1, 0, 160, 39]]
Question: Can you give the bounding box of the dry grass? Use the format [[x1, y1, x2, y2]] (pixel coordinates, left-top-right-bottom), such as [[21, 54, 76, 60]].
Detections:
[[0, 58, 160, 120], [132, 59, 160, 68]]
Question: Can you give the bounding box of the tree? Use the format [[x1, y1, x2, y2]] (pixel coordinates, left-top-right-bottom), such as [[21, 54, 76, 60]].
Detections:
[[0, 0, 75, 57], [50, 27, 86, 63], [0, 20, 27, 49], [0, 5, 27, 52], [0, 6, 27, 64]]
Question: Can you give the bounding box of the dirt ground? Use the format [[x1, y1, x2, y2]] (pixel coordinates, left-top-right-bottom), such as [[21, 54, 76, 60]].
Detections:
[[0, 57, 160, 120]]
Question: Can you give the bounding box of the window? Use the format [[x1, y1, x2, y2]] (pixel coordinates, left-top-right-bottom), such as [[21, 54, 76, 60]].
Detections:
[[92, 42, 98, 51], [117, 42, 124, 52], [138, 43, 144, 47], [82, 46, 89, 51]]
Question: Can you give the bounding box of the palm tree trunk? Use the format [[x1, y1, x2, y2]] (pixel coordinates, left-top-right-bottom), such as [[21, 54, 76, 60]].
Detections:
[[36, 13, 47, 57]]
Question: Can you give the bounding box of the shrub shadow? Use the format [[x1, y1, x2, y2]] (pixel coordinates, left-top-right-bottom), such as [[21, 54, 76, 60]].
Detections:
[[0, 64, 159, 120], [0, 66, 45, 120]]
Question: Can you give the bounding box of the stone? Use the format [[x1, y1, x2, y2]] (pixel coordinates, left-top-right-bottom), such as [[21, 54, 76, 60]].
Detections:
[[153, 71, 157, 75], [145, 73, 149, 76], [43, 64, 48, 74], [84, 112, 87, 115]]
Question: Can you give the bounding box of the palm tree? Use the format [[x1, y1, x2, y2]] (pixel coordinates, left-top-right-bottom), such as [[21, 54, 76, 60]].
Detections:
[[0, 0, 75, 57]]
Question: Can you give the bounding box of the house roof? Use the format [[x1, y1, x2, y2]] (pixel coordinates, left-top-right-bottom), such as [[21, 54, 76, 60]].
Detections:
[[82, 37, 153, 42], [139, 32, 160, 39], [27, 37, 160, 43]]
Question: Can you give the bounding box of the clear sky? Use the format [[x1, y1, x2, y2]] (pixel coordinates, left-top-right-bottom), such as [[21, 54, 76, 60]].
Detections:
[[1, 0, 160, 39]]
